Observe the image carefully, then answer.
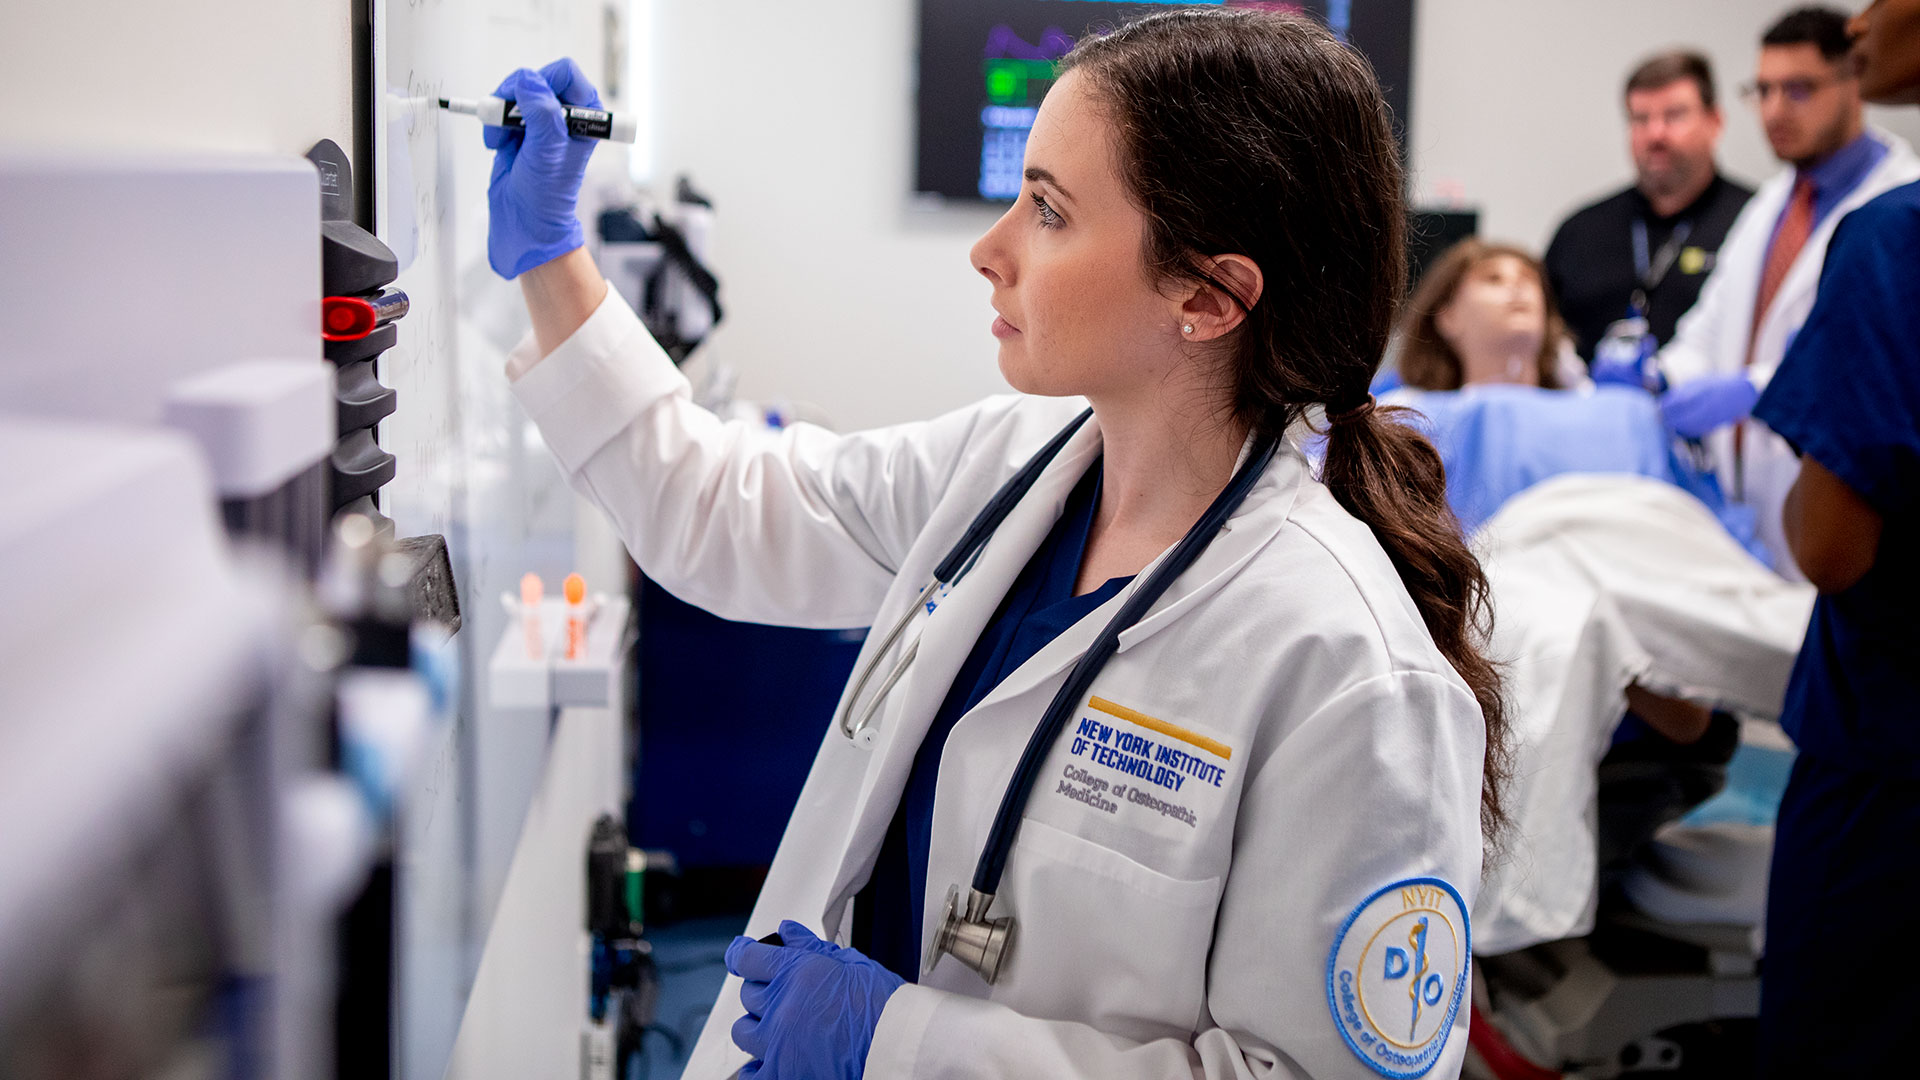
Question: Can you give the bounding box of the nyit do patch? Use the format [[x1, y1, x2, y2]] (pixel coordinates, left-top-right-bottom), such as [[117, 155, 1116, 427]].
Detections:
[[1325, 877, 1470, 1078]]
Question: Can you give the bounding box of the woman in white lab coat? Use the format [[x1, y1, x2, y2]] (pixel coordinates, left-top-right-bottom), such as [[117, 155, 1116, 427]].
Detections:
[[487, 11, 1504, 1079]]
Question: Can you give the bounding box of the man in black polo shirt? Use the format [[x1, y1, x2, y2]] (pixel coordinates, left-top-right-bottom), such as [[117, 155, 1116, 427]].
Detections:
[[1545, 51, 1754, 365]]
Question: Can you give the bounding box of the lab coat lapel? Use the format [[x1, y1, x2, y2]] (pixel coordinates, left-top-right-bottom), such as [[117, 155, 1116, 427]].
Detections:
[[817, 420, 1107, 921], [1724, 179, 1783, 335], [1755, 139, 1917, 378]]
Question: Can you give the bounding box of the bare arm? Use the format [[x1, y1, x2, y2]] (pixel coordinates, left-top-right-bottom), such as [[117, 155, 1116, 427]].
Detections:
[[520, 247, 608, 358], [1783, 455, 1883, 594], [1623, 684, 1714, 744]]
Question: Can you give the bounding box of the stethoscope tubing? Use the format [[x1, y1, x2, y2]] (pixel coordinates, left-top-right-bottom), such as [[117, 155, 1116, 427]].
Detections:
[[837, 579, 939, 740], [835, 409, 1094, 743], [827, 403, 1276, 911], [970, 436, 1278, 896], [933, 409, 1095, 582]]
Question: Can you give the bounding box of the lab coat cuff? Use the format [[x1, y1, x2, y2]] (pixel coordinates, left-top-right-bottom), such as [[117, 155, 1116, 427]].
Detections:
[[506, 283, 691, 475], [864, 983, 940, 1079]]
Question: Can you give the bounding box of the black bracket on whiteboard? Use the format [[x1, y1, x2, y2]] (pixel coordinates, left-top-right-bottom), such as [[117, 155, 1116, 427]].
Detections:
[[308, 139, 400, 524], [306, 141, 459, 642]]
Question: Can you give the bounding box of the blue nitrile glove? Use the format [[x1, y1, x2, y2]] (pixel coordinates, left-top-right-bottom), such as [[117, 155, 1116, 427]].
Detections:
[[484, 58, 602, 279], [725, 920, 905, 1080], [1660, 373, 1759, 439], [1590, 352, 1653, 389]]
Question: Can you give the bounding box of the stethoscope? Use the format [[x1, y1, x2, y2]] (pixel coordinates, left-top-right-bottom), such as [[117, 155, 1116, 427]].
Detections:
[[832, 407, 1278, 984]]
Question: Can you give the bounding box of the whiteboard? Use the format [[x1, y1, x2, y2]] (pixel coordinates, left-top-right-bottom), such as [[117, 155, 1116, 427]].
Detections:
[[373, 1, 629, 1076]]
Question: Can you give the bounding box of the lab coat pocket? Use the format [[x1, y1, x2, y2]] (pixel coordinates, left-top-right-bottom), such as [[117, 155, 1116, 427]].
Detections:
[[997, 817, 1223, 1044]]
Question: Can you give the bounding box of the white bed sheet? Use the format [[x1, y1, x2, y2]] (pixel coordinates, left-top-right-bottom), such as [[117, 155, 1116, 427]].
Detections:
[[1470, 474, 1814, 955]]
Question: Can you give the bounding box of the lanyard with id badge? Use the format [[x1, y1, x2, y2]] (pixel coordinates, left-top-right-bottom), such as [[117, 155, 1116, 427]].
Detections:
[[1594, 217, 1694, 390]]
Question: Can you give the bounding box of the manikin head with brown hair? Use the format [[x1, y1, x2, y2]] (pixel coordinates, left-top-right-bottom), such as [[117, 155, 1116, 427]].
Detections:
[[1398, 239, 1567, 392]]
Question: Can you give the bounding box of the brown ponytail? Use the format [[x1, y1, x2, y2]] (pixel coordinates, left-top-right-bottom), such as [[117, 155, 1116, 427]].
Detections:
[[1063, 10, 1511, 843], [1322, 408, 1509, 842]]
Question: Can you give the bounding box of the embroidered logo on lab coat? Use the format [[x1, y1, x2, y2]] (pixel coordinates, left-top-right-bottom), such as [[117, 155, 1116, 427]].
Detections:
[[1053, 696, 1231, 828], [1326, 877, 1470, 1078]]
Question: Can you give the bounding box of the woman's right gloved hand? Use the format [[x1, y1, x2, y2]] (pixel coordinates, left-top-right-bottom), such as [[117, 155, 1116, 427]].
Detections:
[[484, 58, 602, 279]]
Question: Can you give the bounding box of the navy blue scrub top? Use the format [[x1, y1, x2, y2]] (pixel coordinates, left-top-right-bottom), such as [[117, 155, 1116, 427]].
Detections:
[[1752, 180, 1920, 779], [853, 459, 1131, 980]]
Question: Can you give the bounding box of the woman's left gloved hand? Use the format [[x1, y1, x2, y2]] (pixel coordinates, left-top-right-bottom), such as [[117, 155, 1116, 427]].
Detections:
[[725, 920, 906, 1080]]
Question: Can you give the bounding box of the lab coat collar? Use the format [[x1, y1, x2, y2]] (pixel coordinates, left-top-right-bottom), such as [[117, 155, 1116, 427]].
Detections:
[[1795, 129, 1888, 211], [1751, 127, 1918, 375], [818, 419, 1307, 923]]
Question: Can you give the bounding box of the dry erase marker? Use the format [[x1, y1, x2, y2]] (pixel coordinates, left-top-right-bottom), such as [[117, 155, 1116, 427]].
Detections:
[[438, 96, 636, 144], [323, 290, 409, 342]]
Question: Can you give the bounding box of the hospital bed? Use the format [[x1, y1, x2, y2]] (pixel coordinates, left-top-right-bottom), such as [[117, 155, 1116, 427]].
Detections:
[[1367, 387, 1814, 1077], [1468, 474, 1809, 1079]]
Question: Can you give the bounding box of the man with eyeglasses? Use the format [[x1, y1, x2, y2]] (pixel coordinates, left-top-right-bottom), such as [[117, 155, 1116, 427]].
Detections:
[[1602, 6, 1918, 579], [1545, 52, 1754, 369]]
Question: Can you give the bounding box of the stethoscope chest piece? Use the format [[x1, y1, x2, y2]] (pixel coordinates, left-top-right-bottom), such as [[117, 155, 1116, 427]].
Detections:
[[927, 885, 1015, 984]]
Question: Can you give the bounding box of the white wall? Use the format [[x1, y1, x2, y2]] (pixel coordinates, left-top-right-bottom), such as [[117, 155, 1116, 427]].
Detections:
[[650, 0, 1920, 433], [650, 0, 1008, 433], [4, 2, 1913, 429], [0, 0, 352, 156], [1409, 0, 1920, 249]]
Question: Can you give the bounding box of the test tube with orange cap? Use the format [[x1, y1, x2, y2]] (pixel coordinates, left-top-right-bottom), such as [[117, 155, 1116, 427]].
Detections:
[[520, 573, 545, 659], [564, 572, 587, 660]]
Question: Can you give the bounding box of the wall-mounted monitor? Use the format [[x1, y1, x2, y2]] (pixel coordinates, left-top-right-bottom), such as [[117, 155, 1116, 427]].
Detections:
[[914, 0, 1415, 203]]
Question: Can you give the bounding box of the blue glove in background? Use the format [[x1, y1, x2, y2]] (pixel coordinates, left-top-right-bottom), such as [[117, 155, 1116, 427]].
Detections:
[[1660, 373, 1759, 439], [1590, 353, 1654, 389], [484, 57, 601, 279], [725, 920, 905, 1080]]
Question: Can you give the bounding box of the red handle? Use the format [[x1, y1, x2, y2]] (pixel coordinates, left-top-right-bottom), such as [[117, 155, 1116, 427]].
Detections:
[[322, 296, 377, 341]]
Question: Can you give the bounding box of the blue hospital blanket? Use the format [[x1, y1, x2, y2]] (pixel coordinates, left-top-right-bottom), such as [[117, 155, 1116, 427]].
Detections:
[[1381, 384, 1768, 564]]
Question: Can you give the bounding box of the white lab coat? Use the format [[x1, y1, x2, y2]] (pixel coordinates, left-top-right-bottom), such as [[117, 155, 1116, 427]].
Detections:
[[1655, 128, 1920, 577], [507, 287, 1487, 1079]]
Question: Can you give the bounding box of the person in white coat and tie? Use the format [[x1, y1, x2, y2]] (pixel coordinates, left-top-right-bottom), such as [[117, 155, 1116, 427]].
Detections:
[[1599, 7, 1920, 577], [481, 10, 1507, 1080]]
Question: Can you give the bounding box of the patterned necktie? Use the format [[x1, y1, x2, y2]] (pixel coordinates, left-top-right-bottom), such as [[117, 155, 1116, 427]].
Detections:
[[1748, 174, 1816, 363]]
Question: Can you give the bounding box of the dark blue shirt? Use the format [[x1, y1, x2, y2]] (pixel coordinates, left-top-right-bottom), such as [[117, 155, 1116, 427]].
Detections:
[[1752, 180, 1920, 779], [853, 460, 1131, 979]]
